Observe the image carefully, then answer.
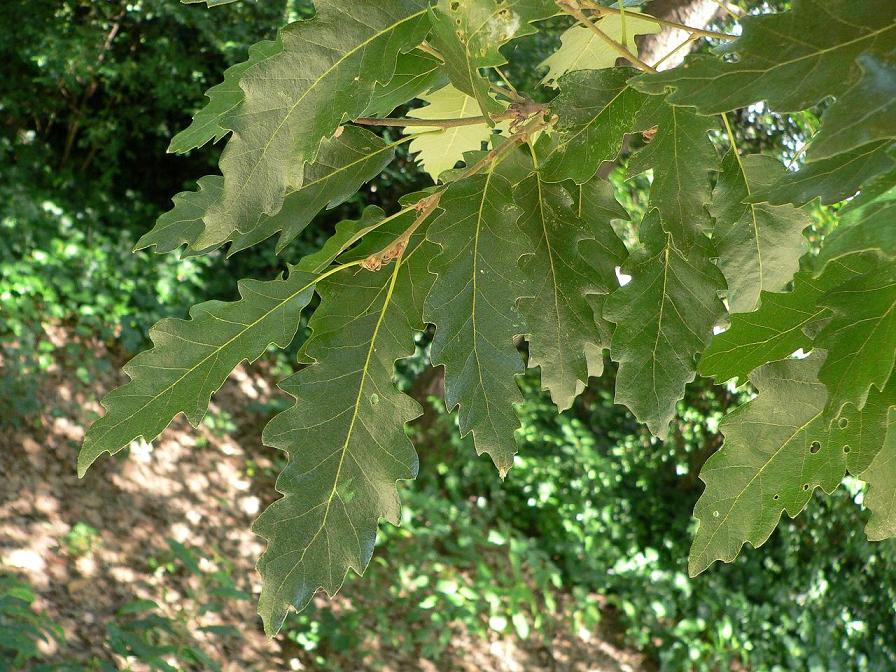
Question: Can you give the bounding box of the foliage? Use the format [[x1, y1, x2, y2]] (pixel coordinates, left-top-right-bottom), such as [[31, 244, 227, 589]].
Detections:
[[73, 0, 896, 638]]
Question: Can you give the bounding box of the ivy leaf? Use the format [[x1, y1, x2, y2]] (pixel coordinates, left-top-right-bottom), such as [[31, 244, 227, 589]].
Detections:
[[168, 37, 282, 155], [427, 0, 555, 121], [406, 85, 506, 182], [538, 12, 660, 87], [206, 1, 430, 246], [541, 68, 647, 184], [628, 95, 719, 255], [633, 0, 896, 114], [364, 50, 445, 118], [605, 211, 726, 438], [689, 354, 847, 576], [699, 253, 877, 385], [139, 126, 397, 255], [78, 268, 317, 476], [807, 52, 896, 161], [255, 232, 437, 636], [816, 263, 896, 414], [863, 407, 896, 541], [746, 140, 895, 207], [516, 169, 627, 411], [424, 172, 529, 475], [710, 152, 810, 313]]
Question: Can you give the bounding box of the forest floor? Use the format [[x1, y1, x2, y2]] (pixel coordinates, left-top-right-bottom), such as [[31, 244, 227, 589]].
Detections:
[[0, 334, 651, 671]]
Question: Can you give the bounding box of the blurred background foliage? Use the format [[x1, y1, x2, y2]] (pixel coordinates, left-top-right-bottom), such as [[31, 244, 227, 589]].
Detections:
[[1, 0, 895, 670]]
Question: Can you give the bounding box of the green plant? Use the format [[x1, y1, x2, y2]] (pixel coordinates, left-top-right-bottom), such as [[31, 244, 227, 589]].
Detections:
[[78, 0, 896, 636], [0, 572, 65, 670]]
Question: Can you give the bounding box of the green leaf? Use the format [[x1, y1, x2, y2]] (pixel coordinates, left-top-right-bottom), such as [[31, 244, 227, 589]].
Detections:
[[816, 263, 896, 414], [689, 354, 845, 576], [627, 95, 718, 254], [254, 232, 437, 636], [815, 171, 896, 272], [538, 12, 660, 87], [207, 1, 430, 247], [78, 268, 318, 476], [838, 376, 896, 477], [139, 127, 397, 255], [427, 0, 555, 121], [807, 51, 896, 161], [633, 0, 896, 114], [182, 0, 241, 7], [135, 175, 224, 255], [229, 126, 399, 254], [605, 211, 726, 438], [746, 140, 895, 207], [424, 171, 529, 474], [168, 37, 282, 155], [296, 205, 417, 274], [699, 253, 877, 385], [406, 85, 507, 182], [516, 167, 628, 410], [863, 407, 896, 541], [540, 68, 647, 184], [710, 152, 810, 313], [364, 50, 445, 118]]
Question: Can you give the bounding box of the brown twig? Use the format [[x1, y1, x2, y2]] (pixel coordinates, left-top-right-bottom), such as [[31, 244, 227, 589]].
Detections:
[[556, 1, 657, 73]]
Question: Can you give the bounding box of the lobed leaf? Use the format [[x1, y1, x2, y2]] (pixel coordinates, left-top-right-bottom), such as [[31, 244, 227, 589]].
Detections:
[[516, 166, 628, 410], [710, 152, 810, 313], [633, 0, 896, 115], [254, 230, 437, 635], [605, 211, 726, 438], [627, 95, 718, 255], [206, 0, 430, 247], [78, 267, 318, 476], [699, 253, 879, 385], [816, 263, 896, 415], [689, 354, 843, 576], [746, 140, 895, 207], [427, 0, 555, 121], [540, 68, 647, 184], [139, 126, 398, 255], [538, 12, 660, 87], [424, 170, 529, 475]]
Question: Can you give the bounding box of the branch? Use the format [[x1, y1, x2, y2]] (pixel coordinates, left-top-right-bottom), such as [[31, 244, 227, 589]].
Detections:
[[556, 1, 657, 74], [354, 112, 513, 129], [361, 111, 550, 272], [581, 0, 738, 41]]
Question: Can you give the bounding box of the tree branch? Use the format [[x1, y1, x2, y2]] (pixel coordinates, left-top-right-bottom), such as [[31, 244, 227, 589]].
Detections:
[[581, 0, 737, 41], [556, 1, 657, 74]]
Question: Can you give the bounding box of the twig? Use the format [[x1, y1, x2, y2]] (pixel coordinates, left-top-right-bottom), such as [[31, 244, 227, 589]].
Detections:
[[581, 0, 738, 41], [354, 113, 513, 129], [556, 1, 657, 73]]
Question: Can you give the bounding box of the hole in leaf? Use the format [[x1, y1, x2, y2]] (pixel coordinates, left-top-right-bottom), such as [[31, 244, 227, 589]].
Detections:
[[802, 484, 810, 491], [773, 494, 780, 501], [809, 440, 821, 454], [843, 445, 851, 454], [838, 417, 849, 429]]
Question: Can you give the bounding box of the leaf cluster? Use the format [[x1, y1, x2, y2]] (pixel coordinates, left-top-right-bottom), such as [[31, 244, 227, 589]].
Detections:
[[80, 0, 896, 634]]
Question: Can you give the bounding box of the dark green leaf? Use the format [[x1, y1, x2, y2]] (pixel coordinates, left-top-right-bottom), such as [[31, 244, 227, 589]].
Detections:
[[424, 172, 529, 474], [605, 211, 726, 438]]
